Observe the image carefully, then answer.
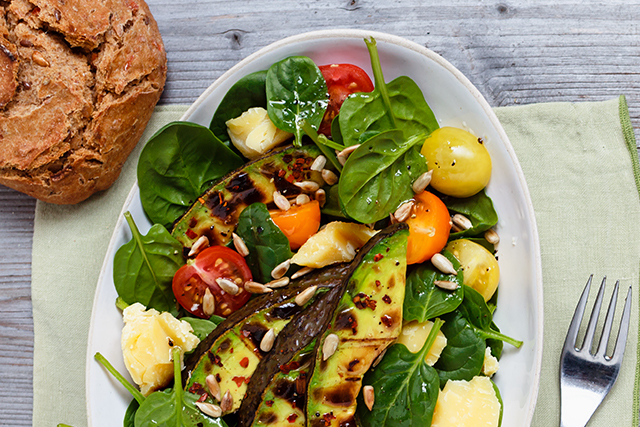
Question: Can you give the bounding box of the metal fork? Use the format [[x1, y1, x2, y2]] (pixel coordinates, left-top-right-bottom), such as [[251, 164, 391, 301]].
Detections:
[[560, 276, 632, 427]]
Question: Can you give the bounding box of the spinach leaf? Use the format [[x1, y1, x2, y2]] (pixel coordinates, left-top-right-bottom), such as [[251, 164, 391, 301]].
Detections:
[[442, 190, 498, 238], [266, 56, 328, 146], [124, 399, 139, 427], [434, 311, 486, 387], [138, 121, 244, 229], [320, 185, 346, 219], [356, 320, 443, 427], [487, 321, 504, 360], [135, 348, 227, 427], [338, 130, 429, 223], [181, 317, 218, 341], [493, 379, 504, 427], [235, 203, 293, 283], [404, 251, 463, 322], [209, 70, 268, 146], [338, 38, 438, 148], [458, 285, 522, 348], [113, 212, 184, 315]]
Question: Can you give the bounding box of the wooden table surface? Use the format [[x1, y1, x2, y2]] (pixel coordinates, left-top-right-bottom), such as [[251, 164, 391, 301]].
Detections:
[[2, 0, 640, 425]]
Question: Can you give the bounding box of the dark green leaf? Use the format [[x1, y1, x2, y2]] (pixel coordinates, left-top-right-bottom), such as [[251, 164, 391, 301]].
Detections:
[[339, 76, 439, 148], [113, 213, 184, 314], [357, 321, 443, 427], [404, 251, 464, 322], [138, 121, 244, 229], [209, 70, 268, 146], [338, 130, 429, 223], [493, 379, 504, 427], [442, 190, 498, 238], [124, 399, 139, 427], [181, 317, 218, 341], [487, 321, 504, 360], [330, 114, 343, 145], [235, 203, 293, 283], [266, 56, 329, 145], [320, 185, 347, 219], [435, 311, 486, 387]]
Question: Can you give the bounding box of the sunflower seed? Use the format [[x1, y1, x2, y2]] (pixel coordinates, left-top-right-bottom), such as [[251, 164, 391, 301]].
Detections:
[[434, 280, 459, 291], [271, 259, 291, 279], [188, 235, 210, 257], [273, 190, 291, 211], [412, 170, 433, 193], [315, 188, 326, 207], [452, 213, 473, 230], [337, 152, 347, 166], [372, 348, 387, 367], [393, 201, 414, 223], [220, 389, 233, 413], [295, 180, 320, 192], [296, 193, 311, 205], [203, 288, 215, 317], [311, 155, 327, 171], [322, 333, 339, 361], [431, 253, 457, 275], [260, 328, 276, 352], [266, 276, 290, 288], [484, 228, 500, 245], [216, 278, 240, 295], [389, 213, 397, 225], [337, 144, 360, 159], [295, 285, 317, 306], [321, 169, 338, 185], [363, 385, 375, 411], [291, 266, 314, 279], [232, 233, 249, 257], [195, 401, 222, 418], [244, 281, 273, 294], [206, 374, 222, 401]]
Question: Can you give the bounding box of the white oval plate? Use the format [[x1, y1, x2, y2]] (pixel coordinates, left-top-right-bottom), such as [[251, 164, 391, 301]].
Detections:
[[86, 29, 543, 427]]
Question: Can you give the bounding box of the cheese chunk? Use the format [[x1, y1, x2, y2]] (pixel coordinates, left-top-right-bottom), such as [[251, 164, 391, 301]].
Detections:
[[121, 303, 200, 396], [396, 320, 447, 366], [226, 107, 292, 159], [482, 346, 500, 377], [291, 221, 377, 268], [431, 376, 501, 427]]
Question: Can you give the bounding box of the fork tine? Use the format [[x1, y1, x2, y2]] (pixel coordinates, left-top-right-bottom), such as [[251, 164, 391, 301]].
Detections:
[[581, 277, 607, 353], [596, 280, 619, 357], [563, 275, 593, 352], [610, 286, 632, 364]]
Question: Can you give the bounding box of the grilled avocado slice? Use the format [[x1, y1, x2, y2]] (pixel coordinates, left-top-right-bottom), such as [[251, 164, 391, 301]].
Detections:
[[171, 144, 325, 254], [306, 224, 409, 427], [183, 263, 349, 414]]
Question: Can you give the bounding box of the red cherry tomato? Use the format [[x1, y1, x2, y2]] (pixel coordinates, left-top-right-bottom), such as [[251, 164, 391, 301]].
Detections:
[[318, 63, 374, 136], [172, 246, 252, 318]]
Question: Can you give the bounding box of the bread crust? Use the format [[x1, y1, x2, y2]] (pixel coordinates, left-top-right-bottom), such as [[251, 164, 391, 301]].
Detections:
[[0, 0, 166, 204]]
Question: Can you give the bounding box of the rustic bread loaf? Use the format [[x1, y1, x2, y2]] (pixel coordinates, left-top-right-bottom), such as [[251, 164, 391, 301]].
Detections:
[[0, 0, 166, 204]]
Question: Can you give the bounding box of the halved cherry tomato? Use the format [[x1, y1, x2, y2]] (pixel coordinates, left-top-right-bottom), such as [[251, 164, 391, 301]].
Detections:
[[172, 246, 252, 318], [318, 63, 374, 136], [404, 191, 452, 264], [270, 200, 321, 250]]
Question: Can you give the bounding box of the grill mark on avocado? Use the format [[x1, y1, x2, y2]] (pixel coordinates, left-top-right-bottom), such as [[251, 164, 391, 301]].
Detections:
[[268, 302, 304, 320], [273, 378, 306, 409], [241, 323, 269, 350]]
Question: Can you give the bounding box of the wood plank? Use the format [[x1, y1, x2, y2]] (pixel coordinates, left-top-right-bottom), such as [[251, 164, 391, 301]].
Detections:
[[2, 0, 640, 424]]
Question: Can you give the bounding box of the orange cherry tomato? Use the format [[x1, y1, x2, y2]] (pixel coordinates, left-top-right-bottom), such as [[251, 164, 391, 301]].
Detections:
[[270, 200, 321, 250], [405, 191, 451, 265], [318, 64, 374, 137]]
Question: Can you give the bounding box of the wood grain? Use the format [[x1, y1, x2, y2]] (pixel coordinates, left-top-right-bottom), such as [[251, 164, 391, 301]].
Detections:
[[2, 0, 640, 425]]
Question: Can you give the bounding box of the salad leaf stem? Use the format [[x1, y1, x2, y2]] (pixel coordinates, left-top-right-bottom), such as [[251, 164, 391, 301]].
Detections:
[[300, 119, 343, 171], [419, 318, 444, 359], [479, 328, 523, 348], [171, 347, 185, 424], [364, 37, 397, 128], [95, 352, 145, 404], [116, 296, 130, 311]]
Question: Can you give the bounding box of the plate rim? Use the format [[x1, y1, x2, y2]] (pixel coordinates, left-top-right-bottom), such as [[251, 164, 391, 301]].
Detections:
[[85, 28, 543, 426]]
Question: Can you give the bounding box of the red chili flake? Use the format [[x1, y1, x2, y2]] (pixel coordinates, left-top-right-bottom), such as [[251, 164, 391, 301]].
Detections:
[[186, 229, 198, 239], [197, 392, 209, 403], [245, 376, 251, 384], [198, 197, 206, 205], [215, 373, 222, 382], [286, 175, 295, 183], [239, 357, 249, 368], [322, 413, 336, 426], [381, 314, 393, 327], [374, 253, 384, 262], [278, 169, 286, 177], [232, 376, 246, 387], [382, 295, 392, 304], [279, 361, 301, 374], [266, 400, 274, 407], [375, 280, 381, 287], [283, 154, 293, 163], [353, 293, 377, 310], [189, 217, 198, 228], [230, 348, 234, 353], [207, 352, 223, 367], [188, 383, 206, 395], [288, 414, 299, 423]]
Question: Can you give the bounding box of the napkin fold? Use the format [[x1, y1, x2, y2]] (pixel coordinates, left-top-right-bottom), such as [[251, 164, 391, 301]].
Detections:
[[32, 98, 640, 427]]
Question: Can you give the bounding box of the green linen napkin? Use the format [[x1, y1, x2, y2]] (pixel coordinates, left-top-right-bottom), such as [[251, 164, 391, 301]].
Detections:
[[31, 98, 640, 427]]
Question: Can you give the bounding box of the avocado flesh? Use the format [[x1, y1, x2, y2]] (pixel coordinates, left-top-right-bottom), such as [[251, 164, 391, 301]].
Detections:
[[183, 263, 350, 414], [306, 226, 409, 427], [171, 144, 325, 253]]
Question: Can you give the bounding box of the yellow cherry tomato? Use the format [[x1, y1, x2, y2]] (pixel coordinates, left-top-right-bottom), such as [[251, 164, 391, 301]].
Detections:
[[421, 127, 492, 198], [445, 239, 499, 301], [270, 200, 321, 250]]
